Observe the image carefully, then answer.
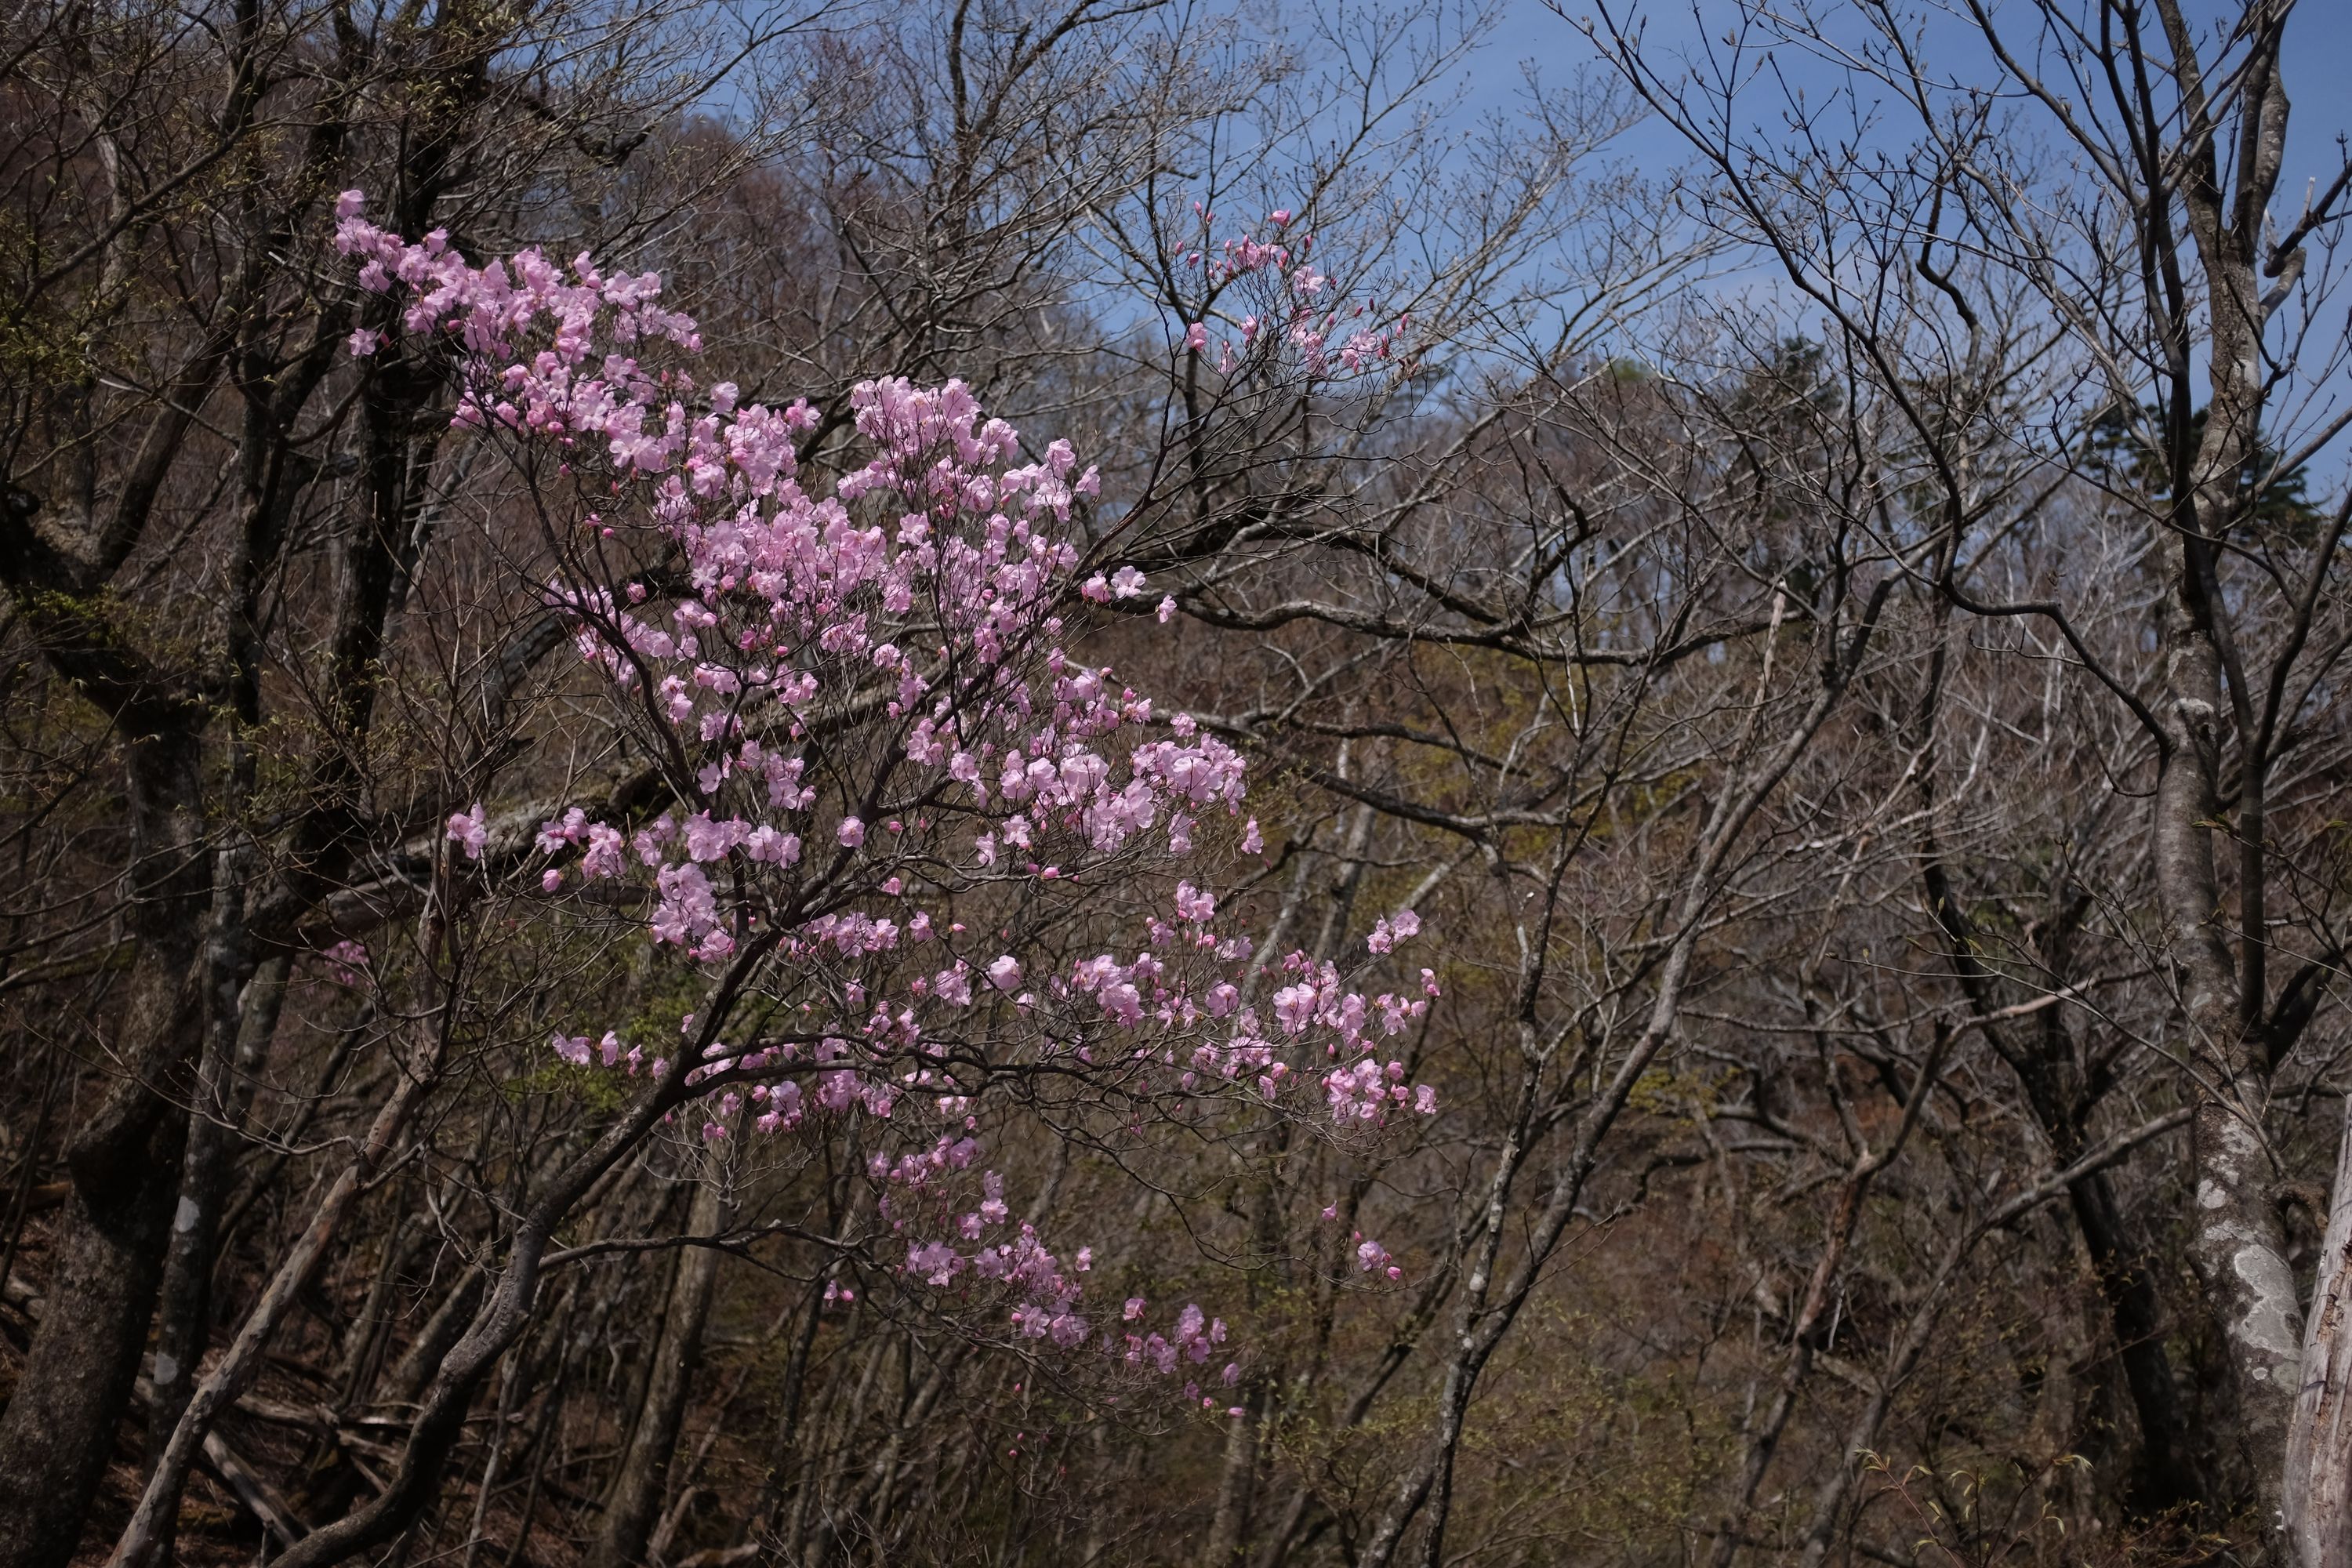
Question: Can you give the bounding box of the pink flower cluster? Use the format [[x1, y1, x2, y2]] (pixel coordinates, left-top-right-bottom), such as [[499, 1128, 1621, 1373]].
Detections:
[[1176, 205, 1414, 379], [445, 802, 488, 860], [877, 1140, 1229, 1374], [316, 939, 369, 987], [344, 191, 1442, 1375], [1123, 1300, 1229, 1377]]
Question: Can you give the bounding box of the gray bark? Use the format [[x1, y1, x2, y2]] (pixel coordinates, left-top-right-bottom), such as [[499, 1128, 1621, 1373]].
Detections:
[[2147, 0, 2301, 1523], [2284, 1099, 2352, 1567], [2163, 631, 2299, 1508]]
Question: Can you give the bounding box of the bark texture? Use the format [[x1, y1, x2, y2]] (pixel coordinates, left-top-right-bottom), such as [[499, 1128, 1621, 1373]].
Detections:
[[0, 727, 208, 1568], [2284, 1102, 2352, 1567]]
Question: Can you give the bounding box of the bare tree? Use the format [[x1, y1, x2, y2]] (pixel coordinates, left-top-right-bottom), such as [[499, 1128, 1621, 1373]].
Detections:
[[5, 0, 2346, 1564], [1579, 0, 2352, 1554]]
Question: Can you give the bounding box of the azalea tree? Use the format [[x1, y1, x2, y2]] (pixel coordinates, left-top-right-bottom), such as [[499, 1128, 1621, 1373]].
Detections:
[[106, 197, 1445, 1568]]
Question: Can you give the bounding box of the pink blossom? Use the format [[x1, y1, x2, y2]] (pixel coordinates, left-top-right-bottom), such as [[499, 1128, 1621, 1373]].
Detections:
[[336, 202, 1458, 1412], [1366, 909, 1421, 954], [580, 823, 626, 880], [745, 826, 800, 864], [1174, 882, 1216, 923], [684, 812, 747, 862], [446, 803, 488, 860]]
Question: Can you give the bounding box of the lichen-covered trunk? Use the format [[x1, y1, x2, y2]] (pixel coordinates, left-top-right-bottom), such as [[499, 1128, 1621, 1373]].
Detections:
[[2190, 1097, 2299, 1507], [2160, 632, 2297, 1521], [2285, 1099, 2352, 1566], [2148, 2, 2301, 1527]]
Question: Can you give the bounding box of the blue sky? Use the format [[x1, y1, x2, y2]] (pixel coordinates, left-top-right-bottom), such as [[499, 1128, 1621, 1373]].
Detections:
[[1423, 0, 2352, 474], [1458, 0, 2352, 200]]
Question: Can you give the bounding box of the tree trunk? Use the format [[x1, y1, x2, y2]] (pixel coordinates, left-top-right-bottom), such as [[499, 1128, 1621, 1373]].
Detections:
[[2283, 1099, 2352, 1566], [2161, 631, 2299, 1517], [587, 1171, 728, 1568], [2067, 1170, 2205, 1513], [111, 1048, 448, 1568], [0, 730, 209, 1568], [2147, 0, 2298, 1528], [147, 850, 259, 1486], [0, 1123, 189, 1568]]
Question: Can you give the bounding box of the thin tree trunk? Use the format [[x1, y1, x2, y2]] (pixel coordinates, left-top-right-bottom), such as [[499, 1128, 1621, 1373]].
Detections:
[[147, 845, 257, 1485], [1707, 1039, 1941, 1568], [111, 1054, 444, 1568], [1794, 1112, 2191, 1565], [1357, 589, 1882, 1568], [587, 1171, 728, 1568], [2067, 1168, 2204, 1512]]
